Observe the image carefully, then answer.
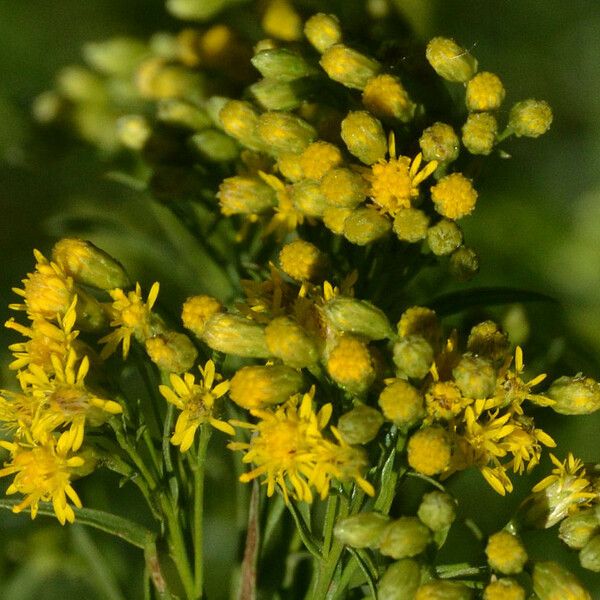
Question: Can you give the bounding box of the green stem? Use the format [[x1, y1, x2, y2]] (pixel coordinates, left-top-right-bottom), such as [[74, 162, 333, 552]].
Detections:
[[193, 425, 212, 598]]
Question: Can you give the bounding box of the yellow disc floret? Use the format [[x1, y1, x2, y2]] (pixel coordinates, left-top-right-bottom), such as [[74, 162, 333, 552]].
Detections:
[[407, 426, 452, 476], [430, 173, 478, 220], [486, 531, 528, 574], [466, 72, 505, 111]]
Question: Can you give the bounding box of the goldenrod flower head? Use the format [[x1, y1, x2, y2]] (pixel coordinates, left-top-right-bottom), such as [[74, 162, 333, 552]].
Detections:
[[425, 37, 478, 83], [548, 375, 600, 415], [337, 404, 383, 445], [334, 511, 390, 548], [83, 36, 146, 76], [580, 535, 600, 572], [324, 296, 393, 340], [135, 58, 202, 101], [291, 179, 328, 217], [486, 530, 528, 574], [341, 111, 387, 165], [250, 78, 309, 112], [320, 44, 381, 90], [378, 559, 423, 600], [320, 167, 368, 208], [467, 321, 509, 362], [0, 390, 39, 436], [508, 99, 553, 138], [326, 335, 375, 394], [533, 561, 592, 600], [276, 152, 303, 182], [181, 294, 223, 338], [166, 0, 232, 21], [466, 72, 505, 111], [145, 331, 198, 374], [417, 491, 457, 532], [427, 219, 463, 256], [157, 98, 212, 131], [393, 335, 434, 380], [343, 206, 392, 245], [362, 74, 416, 122], [251, 47, 314, 82], [100, 282, 160, 359], [202, 313, 270, 358], [431, 173, 478, 220], [219, 100, 264, 151], [217, 175, 276, 216], [483, 579, 525, 600], [425, 381, 467, 421], [52, 238, 130, 291], [0, 438, 90, 525], [419, 122, 460, 164], [299, 141, 343, 180], [453, 354, 496, 399], [229, 365, 303, 410], [379, 516, 431, 559], [398, 306, 440, 342], [159, 361, 233, 452], [501, 417, 555, 475], [415, 580, 473, 600], [559, 508, 600, 549], [265, 316, 319, 368], [393, 208, 430, 243], [190, 129, 240, 162], [322, 206, 353, 234], [379, 379, 425, 428], [449, 246, 479, 281], [462, 112, 498, 155], [262, 0, 303, 42], [279, 239, 326, 282], [407, 426, 452, 476], [259, 172, 306, 236], [257, 111, 316, 155], [304, 13, 342, 53]]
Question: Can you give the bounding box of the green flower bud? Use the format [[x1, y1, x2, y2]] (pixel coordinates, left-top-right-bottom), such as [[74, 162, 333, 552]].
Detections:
[[250, 78, 311, 111], [32, 91, 64, 124], [452, 354, 496, 399], [265, 316, 319, 368], [337, 405, 384, 445], [393, 208, 430, 243], [326, 335, 376, 395], [334, 512, 390, 548], [393, 335, 434, 380], [217, 176, 276, 216], [219, 100, 264, 151], [257, 111, 316, 154], [202, 313, 270, 358], [533, 561, 591, 600], [486, 531, 528, 574], [415, 581, 473, 600], [417, 491, 457, 532], [73, 288, 108, 332], [145, 330, 197, 374], [379, 380, 425, 428], [508, 99, 553, 138], [462, 112, 498, 155], [559, 508, 600, 549], [190, 129, 239, 162], [377, 559, 423, 600], [580, 534, 600, 572], [52, 238, 130, 290], [251, 48, 316, 81], [341, 111, 387, 165], [83, 37, 147, 77], [343, 207, 391, 245], [229, 365, 303, 410], [425, 37, 478, 83], [449, 246, 479, 282], [323, 297, 393, 340], [466, 321, 509, 362], [547, 375, 600, 415], [379, 517, 431, 559], [320, 168, 368, 208], [157, 99, 212, 131], [483, 579, 525, 600], [166, 0, 234, 21], [323, 207, 353, 235], [362, 74, 416, 123], [291, 180, 328, 217], [57, 66, 106, 103], [304, 13, 342, 53], [466, 71, 505, 112], [419, 122, 460, 164], [427, 220, 463, 256], [320, 44, 381, 90]]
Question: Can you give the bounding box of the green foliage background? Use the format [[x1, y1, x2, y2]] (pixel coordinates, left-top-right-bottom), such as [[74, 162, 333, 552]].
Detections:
[[0, 1, 599, 598]]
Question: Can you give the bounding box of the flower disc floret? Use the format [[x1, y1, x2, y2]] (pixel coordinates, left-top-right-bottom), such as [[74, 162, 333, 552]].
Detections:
[[407, 426, 452, 476], [486, 531, 528, 574], [430, 173, 478, 220], [466, 72, 505, 111]]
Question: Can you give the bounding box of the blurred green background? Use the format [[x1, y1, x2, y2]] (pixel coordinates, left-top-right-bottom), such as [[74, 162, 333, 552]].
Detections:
[[0, 0, 599, 597]]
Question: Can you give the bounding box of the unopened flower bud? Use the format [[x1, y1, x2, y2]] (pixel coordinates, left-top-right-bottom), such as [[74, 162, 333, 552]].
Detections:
[[326, 335, 376, 395], [377, 559, 423, 600], [323, 207, 353, 235], [181, 295, 223, 338], [533, 561, 591, 600], [83, 37, 147, 77], [547, 375, 600, 415], [486, 531, 528, 574], [467, 321, 509, 362], [52, 238, 130, 290], [415, 581, 473, 600], [334, 512, 390, 548], [508, 99, 553, 138], [229, 365, 303, 409], [341, 111, 387, 165], [362, 74, 416, 122], [324, 297, 393, 340], [379, 517, 431, 559], [449, 246, 479, 281], [265, 316, 318, 368], [291, 180, 328, 217], [466, 72, 505, 112], [57, 66, 106, 102], [262, 0, 303, 42], [343, 207, 391, 245], [217, 176, 276, 216], [202, 313, 270, 358], [407, 427, 452, 476], [462, 112, 498, 155], [190, 129, 239, 162], [277, 152, 303, 182], [337, 405, 383, 445], [251, 48, 315, 81], [257, 111, 316, 154], [166, 0, 231, 21], [427, 219, 463, 256], [145, 331, 197, 374], [580, 534, 600, 572], [320, 44, 381, 90], [393, 335, 434, 380], [483, 579, 525, 600], [393, 208, 430, 243], [398, 307, 440, 342], [431, 173, 478, 220], [417, 491, 457, 532], [559, 508, 600, 549], [453, 354, 496, 399], [426, 37, 478, 83], [250, 78, 310, 111], [219, 100, 264, 151], [136, 60, 203, 101], [321, 168, 369, 208], [379, 379, 425, 428], [419, 122, 460, 164], [299, 141, 343, 181], [32, 91, 64, 124], [279, 240, 327, 281], [157, 99, 212, 130], [304, 13, 342, 53]]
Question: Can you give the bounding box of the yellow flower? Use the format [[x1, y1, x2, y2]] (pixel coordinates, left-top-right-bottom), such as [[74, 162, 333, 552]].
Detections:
[[326, 335, 375, 394], [299, 141, 342, 180], [259, 171, 305, 236], [181, 295, 223, 338], [430, 172, 478, 220], [425, 381, 469, 422], [159, 360, 233, 452], [486, 530, 528, 574], [362, 74, 416, 122], [99, 282, 160, 359], [262, 0, 302, 42], [407, 426, 453, 476], [0, 390, 38, 436], [279, 239, 326, 282], [0, 438, 89, 525], [466, 72, 505, 112]]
